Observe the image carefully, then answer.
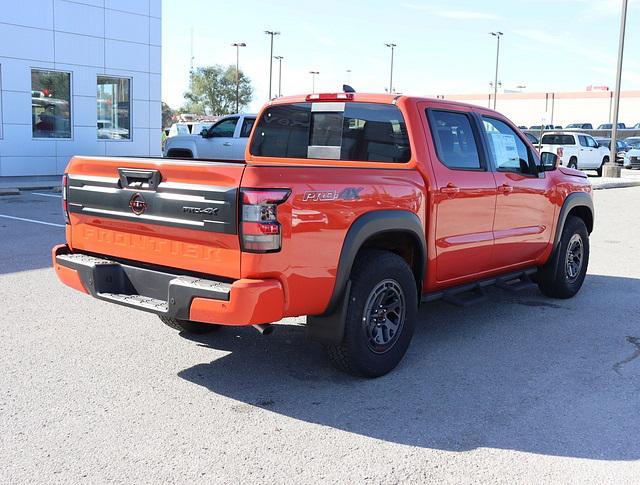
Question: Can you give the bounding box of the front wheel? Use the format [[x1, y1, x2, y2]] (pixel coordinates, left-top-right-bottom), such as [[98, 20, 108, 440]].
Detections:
[[596, 156, 608, 177], [159, 315, 221, 334], [325, 250, 417, 377], [537, 216, 589, 299]]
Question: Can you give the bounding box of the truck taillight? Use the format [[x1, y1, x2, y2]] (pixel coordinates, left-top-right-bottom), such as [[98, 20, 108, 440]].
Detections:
[[240, 189, 290, 253], [556, 147, 564, 158], [62, 174, 69, 224]]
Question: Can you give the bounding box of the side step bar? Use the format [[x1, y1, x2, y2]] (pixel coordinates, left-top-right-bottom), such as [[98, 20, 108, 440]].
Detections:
[[422, 268, 538, 307]]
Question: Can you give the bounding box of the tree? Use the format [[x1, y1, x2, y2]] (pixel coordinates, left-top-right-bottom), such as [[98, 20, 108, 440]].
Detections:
[[161, 102, 175, 128], [183, 65, 253, 115]]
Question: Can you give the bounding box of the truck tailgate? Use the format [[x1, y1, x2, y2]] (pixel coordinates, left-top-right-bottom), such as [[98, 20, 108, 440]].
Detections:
[[65, 156, 245, 279]]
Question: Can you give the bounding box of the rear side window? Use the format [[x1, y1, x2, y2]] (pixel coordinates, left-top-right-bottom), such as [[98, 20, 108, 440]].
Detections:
[[541, 134, 576, 145], [249, 102, 411, 163], [240, 117, 255, 138], [578, 135, 589, 147], [428, 110, 482, 170]]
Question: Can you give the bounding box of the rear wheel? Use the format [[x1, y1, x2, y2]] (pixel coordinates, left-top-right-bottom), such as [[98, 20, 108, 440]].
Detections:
[[537, 216, 589, 299], [568, 157, 578, 169], [325, 250, 417, 377], [159, 315, 220, 334]]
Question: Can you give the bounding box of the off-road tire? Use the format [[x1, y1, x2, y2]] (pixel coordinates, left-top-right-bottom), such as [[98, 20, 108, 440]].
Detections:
[[159, 315, 220, 334], [326, 250, 418, 377], [568, 157, 578, 169], [537, 216, 589, 299]]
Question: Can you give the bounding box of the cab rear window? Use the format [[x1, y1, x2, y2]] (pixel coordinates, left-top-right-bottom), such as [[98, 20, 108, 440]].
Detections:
[[249, 102, 411, 163], [541, 134, 575, 145]]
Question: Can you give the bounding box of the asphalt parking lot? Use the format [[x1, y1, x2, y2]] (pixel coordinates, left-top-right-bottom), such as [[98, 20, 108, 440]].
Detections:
[[1, 189, 639, 484]]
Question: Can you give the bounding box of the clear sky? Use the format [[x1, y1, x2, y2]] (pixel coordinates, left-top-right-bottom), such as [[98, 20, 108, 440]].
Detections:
[[162, 0, 640, 112]]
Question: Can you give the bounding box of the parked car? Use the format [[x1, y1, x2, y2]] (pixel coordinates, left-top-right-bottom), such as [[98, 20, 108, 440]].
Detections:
[[632, 123, 640, 130], [54, 93, 594, 377], [595, 138, 630, 163], [97, 120, 129, 140], [529, 124, 555, 131], [623, 137, 640, 169], [598, 123, 627, 130], [566, 123, 593, 129], [539, 132, 609, 175], [524, 132, 539, 146], [163, 114, 257, 160], [167, 120, 220, 138], [167, 123, 191, 137], [625, 137, 640, 149]]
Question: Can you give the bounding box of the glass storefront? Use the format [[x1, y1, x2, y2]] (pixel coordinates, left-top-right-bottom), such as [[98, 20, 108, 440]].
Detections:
[[31, 69, 72, 139], [97, 76, 131, 140]]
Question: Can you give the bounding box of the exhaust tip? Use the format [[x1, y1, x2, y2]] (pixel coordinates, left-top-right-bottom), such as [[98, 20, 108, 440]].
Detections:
[[253, 324, 274, 335]]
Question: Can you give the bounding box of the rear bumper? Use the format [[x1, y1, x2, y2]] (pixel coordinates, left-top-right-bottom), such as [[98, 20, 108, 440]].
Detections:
[[52, 245, 284, 326]]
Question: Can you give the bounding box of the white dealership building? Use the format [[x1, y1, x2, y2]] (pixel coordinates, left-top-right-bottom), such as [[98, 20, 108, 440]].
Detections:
[[0, 0, 161, 179]]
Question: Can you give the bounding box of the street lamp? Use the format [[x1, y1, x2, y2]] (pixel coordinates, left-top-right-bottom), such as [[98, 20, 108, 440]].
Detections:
[[346, 69, 352, 84], [488, 81, 502, 108], [264, 30, 280, 99], [309, 71, 319, 93], [604, 0, 628, 178], [274, 56, 284, 97], [384, 43, 396, 93], [490, 32, 503, 110], [231, 42, 246, 113]]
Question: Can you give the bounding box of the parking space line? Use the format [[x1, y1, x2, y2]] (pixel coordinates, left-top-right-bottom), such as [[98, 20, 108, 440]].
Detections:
[[0, 214, 65, 228], [33, 192, 62, 198]]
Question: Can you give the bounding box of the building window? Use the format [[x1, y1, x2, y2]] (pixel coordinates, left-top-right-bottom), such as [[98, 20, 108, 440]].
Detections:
[[0, 64, 3, 139], [31, 69, 72, 139], [97, 76, 131, 140]]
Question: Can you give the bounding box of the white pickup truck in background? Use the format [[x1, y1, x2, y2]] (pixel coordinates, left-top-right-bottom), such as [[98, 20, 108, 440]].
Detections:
[[163, 113, 256, 160], [539, 132, 610, 176], [624, 137, 640, 169]]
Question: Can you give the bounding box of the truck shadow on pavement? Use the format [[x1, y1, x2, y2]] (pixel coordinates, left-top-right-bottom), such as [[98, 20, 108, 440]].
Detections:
[[178, 274, 639, 460]]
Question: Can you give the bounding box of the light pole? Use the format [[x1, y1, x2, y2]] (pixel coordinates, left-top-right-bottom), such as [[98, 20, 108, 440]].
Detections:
[[346, 69, 352, 84], [604, 0, 628, 178], [309, 71, 319, 93], [384, 43, 396, 93], [264, 30, 280, 99], [490, 31, 503, 110], [274, 56, 283, 97], [231, 42, 246, 113], [488, 80, 502, 108]]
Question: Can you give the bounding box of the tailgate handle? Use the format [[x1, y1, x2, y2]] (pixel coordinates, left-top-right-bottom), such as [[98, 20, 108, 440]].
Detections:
[[118, 168, 161, 190]]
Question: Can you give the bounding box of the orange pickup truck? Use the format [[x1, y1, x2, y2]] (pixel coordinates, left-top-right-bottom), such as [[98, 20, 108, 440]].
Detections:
[[53, 92, 593, 376]]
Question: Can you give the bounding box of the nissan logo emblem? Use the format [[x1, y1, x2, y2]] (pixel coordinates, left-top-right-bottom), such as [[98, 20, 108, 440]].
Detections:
[[129, 193, 147, 215]]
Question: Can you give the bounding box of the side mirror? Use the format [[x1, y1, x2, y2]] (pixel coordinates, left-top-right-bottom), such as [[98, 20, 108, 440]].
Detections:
[[540, 152, 558, 171], [200, 128, 210, 138]]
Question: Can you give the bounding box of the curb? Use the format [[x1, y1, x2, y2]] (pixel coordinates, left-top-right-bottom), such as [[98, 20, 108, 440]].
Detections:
[[0, 184, 61, 193], [592, 180, 640, 190], [0, 188, 20, 196]]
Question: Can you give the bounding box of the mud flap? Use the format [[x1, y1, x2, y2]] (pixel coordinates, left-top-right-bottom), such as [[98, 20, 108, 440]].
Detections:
[[306, 280, 352, 345]]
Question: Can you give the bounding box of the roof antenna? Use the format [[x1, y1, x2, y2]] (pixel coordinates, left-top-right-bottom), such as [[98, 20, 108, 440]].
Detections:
[[343, 84, 355, 93]]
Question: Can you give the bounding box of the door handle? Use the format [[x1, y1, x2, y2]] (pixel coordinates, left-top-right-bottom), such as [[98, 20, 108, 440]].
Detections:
[[223, 142, 232, 146], [440, 184, 460, 195], [498, 184, 513, 194]]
